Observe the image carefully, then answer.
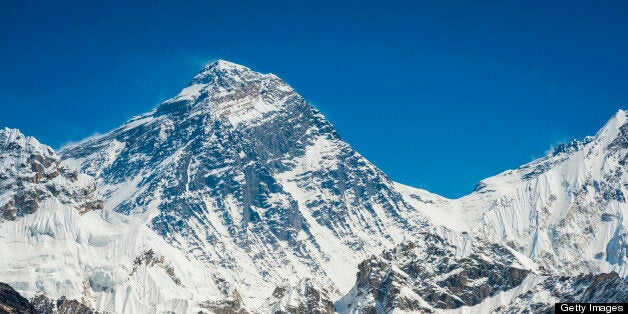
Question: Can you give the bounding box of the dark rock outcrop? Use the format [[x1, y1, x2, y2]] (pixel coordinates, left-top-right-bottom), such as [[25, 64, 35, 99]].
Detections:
[[199, 290, 248, 314], [0, 284, 96, 314], [340, 231, 532, 313], [263, 279, 336, 314], [0, 282, 35, 314]]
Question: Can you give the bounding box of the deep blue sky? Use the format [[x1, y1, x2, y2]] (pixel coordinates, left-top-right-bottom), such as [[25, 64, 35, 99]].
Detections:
[[1, 1, 626, 198]]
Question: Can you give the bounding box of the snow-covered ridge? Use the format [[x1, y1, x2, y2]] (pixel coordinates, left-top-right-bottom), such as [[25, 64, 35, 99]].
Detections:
[[469, 109, 627, 274], [394, 109, 628, 278], [2, 59, 626, 313], [0, 128, 102, 220], [0, 128, 235, 313], [351, 109, 628, 313]]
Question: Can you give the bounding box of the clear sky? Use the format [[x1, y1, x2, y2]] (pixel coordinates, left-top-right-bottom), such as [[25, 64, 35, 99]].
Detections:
[[1, 1, 626, 198]]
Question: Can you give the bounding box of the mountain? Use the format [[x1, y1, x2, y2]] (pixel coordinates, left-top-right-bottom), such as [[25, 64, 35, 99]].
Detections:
[[381, 110, 628, 312], [1, 60, 626, 313], [0, 128, 238, 313], [60, 60, 437, 308], [403, 110, 628, 277]]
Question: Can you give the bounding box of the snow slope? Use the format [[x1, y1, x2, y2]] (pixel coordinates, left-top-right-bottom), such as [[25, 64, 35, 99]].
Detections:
[[395, 110, 628, 277], [0, 129, 231, 313], [383, 110, 628, 312], [450, 110, 628, 276]]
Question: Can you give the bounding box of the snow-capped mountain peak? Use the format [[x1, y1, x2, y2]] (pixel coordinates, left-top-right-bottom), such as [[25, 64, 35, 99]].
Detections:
[[158, 59, 293, 127], [190, 59, 258, 86], [61, 60, 430, 309], [1, 127, 55, 162], [429, 108, 628, 278], [0, 128, 102, 220], [594, 108, 627, 145], [196, 59, 253, 78]]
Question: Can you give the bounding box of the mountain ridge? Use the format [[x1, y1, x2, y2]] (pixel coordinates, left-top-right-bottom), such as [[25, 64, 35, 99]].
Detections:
[[1, 60, 626, 313]]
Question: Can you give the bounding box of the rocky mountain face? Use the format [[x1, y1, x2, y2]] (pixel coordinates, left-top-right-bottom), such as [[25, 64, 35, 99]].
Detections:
[[262, 279, 336, 314], [337, 229, 533, 313], [0, 282, 36, 313], [0, 282, 100, 314], [0, 128, 102, 221], [1, 60, 626, 313], [61, 60, 432, 307]]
